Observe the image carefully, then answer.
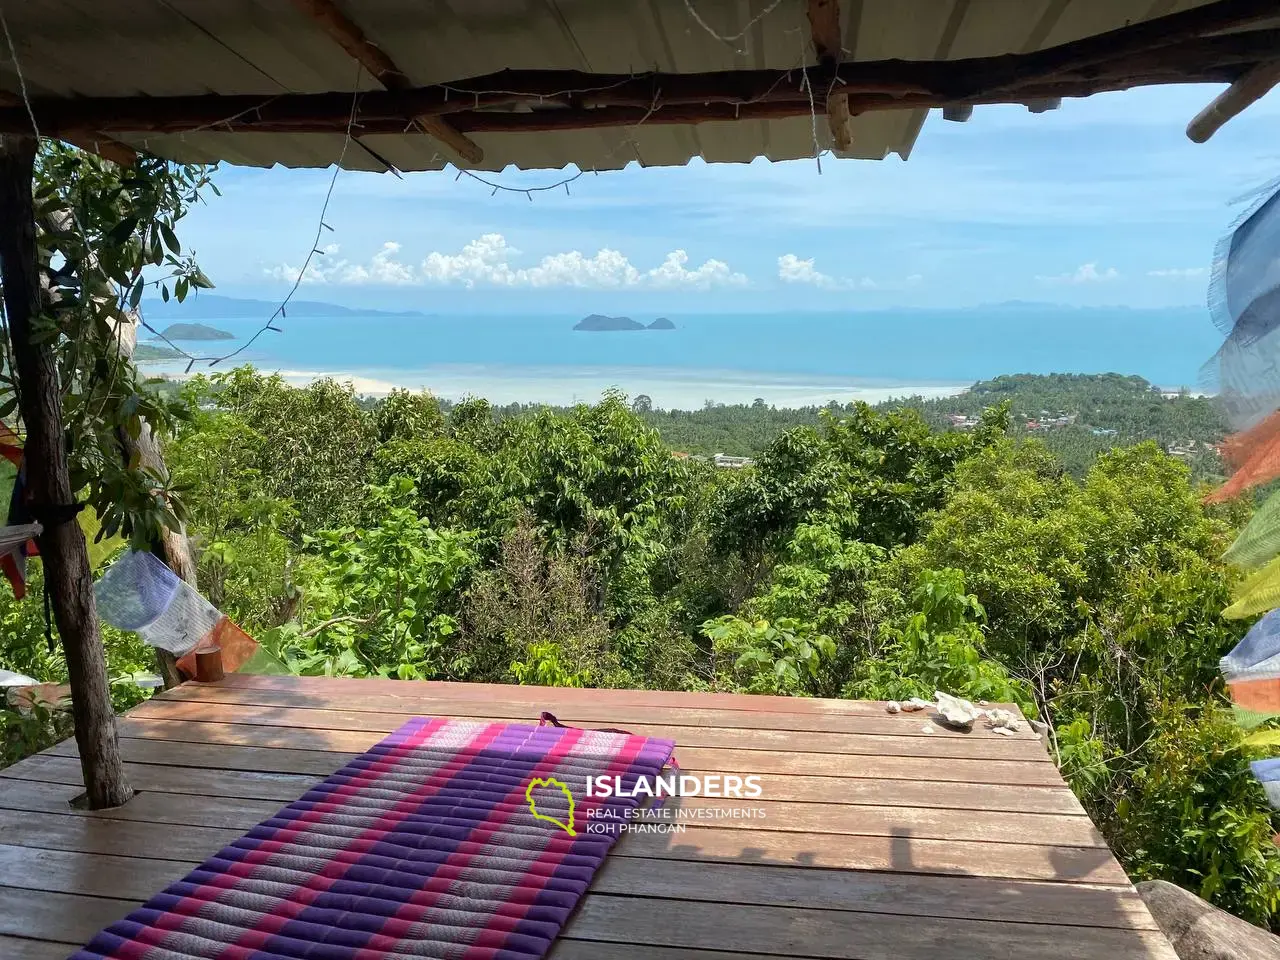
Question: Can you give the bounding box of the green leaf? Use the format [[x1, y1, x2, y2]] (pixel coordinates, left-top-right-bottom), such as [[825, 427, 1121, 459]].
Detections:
[[159, 222, 181, 255], [106, 216, 137, 245]]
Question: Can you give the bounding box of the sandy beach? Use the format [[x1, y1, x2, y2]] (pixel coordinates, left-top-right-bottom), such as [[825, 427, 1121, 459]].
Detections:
[[149, 360, 968, 409]]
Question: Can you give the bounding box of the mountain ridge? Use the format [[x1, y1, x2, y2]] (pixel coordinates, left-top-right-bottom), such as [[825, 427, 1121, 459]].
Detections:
[[143, 294, 431, 320]]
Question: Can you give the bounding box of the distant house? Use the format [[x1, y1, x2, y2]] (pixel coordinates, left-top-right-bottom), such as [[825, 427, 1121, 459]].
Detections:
[[712, 454, 754, 469], [1091, 427, 1118, 437], [946, 413, 982, 430]]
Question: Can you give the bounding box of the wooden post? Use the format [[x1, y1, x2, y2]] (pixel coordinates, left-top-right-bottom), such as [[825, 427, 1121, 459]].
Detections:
[[0, 134, 132, 809]]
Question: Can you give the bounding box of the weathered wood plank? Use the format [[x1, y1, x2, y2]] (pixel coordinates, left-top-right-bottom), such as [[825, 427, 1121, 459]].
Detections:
[[209, 673, 996, 719], [550, 946, 797, 960], [49, 734, 356, 778], [6, 752, 1084, 815], [158, 683, 1037, 741], [0, 842, 187, 901], [0, 807, 241, 862], [124, 699, 1050, 761], [615, 826, 1130, 884], [593, 858, 1153, 929], [0, 789, 1127, 888], [656, 796, 1103, 846], [0, 777, 281, 829], [1, 841, 1147, 929], [3, 753, 320, 803], [561, 895, 1180, 960], [0, 797, 1129, 886], [0, 934, 82, 960], [0, 776, 1104, 847], [0, 886, 138, 947], [50, 733, 1070, 786]]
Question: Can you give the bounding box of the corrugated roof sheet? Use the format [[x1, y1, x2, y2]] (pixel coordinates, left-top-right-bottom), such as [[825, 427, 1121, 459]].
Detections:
[[0, 0, 1219, 172]]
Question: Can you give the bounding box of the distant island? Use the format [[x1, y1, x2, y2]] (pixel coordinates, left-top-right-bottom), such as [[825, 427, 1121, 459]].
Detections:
[[573, 314, 676, 331], [142, 294, 431, 320], [156, 322, 234, 341], [134, 343, 185, 362]]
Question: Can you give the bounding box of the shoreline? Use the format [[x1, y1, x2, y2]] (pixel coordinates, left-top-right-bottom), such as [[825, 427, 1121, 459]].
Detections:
[[142, 360, 970, 410]]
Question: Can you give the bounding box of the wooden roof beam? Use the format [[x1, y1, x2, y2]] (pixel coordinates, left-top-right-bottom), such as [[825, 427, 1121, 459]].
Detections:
[[61, 135, 137, 167], [982, 0, 1280, 93], [0, 27, 1270, 137], [0, 92, 135, 165], [289, 0, 483, 165], [1187, 60, 1280, 142], [807, 0, 851, 152]]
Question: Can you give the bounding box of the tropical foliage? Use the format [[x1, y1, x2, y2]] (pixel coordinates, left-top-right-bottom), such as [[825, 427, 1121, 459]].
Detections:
[[1, 365, 1276, 925]]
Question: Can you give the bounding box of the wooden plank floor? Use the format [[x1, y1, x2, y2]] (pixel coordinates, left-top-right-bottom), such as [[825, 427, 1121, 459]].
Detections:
[[0, 675, 1177, 959]]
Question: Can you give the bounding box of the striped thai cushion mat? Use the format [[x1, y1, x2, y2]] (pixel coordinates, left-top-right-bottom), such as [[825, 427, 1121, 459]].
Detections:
[[70, 715, 676, 960]]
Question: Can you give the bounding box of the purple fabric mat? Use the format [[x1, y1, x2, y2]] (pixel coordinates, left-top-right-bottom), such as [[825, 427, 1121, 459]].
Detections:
[[69, 715, 676, 960]]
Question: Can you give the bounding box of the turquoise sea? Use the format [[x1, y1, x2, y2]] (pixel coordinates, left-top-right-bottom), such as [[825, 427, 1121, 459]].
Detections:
[[143, 305, 1222, 408]]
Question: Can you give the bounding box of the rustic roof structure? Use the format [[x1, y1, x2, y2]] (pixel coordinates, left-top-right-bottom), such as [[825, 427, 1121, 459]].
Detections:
[[1, 0, 1278, 173]]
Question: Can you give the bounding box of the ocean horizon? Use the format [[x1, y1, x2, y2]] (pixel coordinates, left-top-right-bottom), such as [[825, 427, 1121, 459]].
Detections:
[[139, 306, 1221, 408]]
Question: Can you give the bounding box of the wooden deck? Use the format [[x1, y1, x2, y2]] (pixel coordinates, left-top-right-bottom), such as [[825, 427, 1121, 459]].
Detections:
[[0, 675, 1176, 960]]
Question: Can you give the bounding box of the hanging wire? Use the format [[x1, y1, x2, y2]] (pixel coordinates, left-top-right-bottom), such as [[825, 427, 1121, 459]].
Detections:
[[127, 65, 365, 372], [450, 89, 666, 198], [196, 64, 364, 369], [682, 0, 788, 56], [795, 25, 825, 174]]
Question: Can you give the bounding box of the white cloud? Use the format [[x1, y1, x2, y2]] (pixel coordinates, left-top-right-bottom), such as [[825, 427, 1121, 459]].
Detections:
[[420, 234, 526, 287], [777, 254, 878, 290], [265, 241, 419, 286], [647, 250, 746, 289], [265, 234, 746, 290], [1147, 266, 1208, 278], [778, 253, 836, 287], [1035, 262, 1120, 284]]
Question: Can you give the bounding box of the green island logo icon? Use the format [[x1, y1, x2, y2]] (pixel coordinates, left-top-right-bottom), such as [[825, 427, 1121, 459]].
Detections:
[[525, 776, 577, 836]]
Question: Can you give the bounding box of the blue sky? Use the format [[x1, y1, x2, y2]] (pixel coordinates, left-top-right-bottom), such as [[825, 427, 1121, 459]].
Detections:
[[179, 82, 1280, 315]]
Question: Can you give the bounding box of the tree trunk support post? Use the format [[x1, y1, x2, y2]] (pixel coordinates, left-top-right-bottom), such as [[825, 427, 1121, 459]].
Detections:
[[0, 134, 132, 809]]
